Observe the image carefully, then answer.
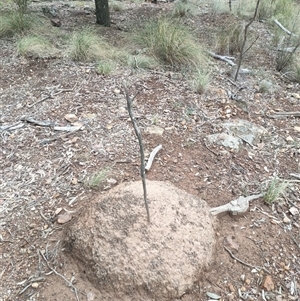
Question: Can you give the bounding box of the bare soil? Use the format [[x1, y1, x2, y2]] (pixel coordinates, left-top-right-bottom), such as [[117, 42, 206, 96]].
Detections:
[[0, 1, 299, 301]]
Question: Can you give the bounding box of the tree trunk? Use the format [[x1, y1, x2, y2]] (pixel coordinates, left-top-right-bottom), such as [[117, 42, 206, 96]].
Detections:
[[95, 0, 110, 27]]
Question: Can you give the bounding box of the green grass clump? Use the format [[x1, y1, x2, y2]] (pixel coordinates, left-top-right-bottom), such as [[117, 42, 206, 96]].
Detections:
[[134, 17, 206, 68], [263, 177, 289, 204], [190, 69, 210, 94], [97, 60, 116, 75], [110, 0, 124, 11], [0, 11, 32, 37], [84, 169, 109, 190], [69, 27, 111, 61], [127, 54, 159, 69], [17, 35, 56, 57], [173, 0, 192, 18], [217, 23, 245, 55]]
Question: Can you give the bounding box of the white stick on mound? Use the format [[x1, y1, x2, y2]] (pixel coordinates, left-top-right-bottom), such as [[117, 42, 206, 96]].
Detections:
[[145, 144, 162, 171]]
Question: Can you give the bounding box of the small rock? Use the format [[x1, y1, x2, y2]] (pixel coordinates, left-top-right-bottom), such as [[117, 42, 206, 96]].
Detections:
[[57, 213, 72, 224], [114, 89, 120, 94], [245, 278, 251, 285], [55, 208, 63, 215], [294, 126, 300, 132], [289, 206, 299, 216], [261, 275, 275, 291], [145, 126, 164, 136], [50, 18, 61, 27], [223, 236, 239, 252], [107, 178, 117, 185], [286, 136, 294, 142], [283, 216, 291, 224], [228, 283, 236, 293], [31, 282, 39, 288], [291, 93, 300, 99], [65, 114, 78, 123]]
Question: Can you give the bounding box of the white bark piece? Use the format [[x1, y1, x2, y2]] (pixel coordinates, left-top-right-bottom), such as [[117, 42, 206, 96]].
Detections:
[[207, 51, 236, 66], [145, 144, 162, 171]]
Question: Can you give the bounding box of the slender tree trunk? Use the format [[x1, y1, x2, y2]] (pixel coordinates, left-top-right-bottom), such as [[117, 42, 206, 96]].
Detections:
[[95, 0, 110, 27]]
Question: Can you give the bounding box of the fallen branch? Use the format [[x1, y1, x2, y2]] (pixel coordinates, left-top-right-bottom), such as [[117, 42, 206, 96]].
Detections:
[[21, 116, 56, 127], [0, 122, 24, 131], [207, 51, 236, 66], [210, 193, 264, 215], [267, 111, 300, 119], [145, 144, 162, 171], [40, 128, 81, 145], [274, 19, 298, 37]]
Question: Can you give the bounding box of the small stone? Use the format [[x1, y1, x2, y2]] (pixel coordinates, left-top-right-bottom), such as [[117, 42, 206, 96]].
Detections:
[[283, 216, 291, 224], [286, 136, 294, 142], [57, 213, 72, 224], [107, 178, 117, 185], [261, 275, 275, 291], [55, 208, 63, 215], [114, 89, 120, 94], [291, 93, 300, 99], [289, 207, 299, 216], [294, 126, 300, 132], [145, 126, 164, 136], [50, 18, 61, 27], [65, 114, 78, 123], [245, 278, 251, 285], [228, 283, 236, 293], [71, 178, 78, 185], [31, 282, 39, 288]]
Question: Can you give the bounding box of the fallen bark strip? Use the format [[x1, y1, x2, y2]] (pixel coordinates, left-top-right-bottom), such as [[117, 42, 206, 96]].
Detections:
[[207, 51, 236, 66], [267, 111, 300, 118], [145, 144, 162, 171], [274, 19, 298, 37], [53, 125, 83, 132]]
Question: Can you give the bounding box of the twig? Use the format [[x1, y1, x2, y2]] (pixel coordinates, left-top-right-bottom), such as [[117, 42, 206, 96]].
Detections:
[[145, 145, 162, 171], [27, 88, 74, 108], [0, 122, 24, 131], [203, 141, 218, 156], [39, 250, 80, 301], [235, 0, 260, 81], [21, 117, 56, 127], [123, 83, 150, 223], [224, 245, 270, 273]]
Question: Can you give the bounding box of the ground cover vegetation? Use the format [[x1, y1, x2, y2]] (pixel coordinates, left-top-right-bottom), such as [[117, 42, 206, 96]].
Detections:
[[1, 0, 300, 299]]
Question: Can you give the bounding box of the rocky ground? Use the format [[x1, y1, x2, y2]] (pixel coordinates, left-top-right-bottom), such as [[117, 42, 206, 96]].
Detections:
[[0, 0, 300, 300]]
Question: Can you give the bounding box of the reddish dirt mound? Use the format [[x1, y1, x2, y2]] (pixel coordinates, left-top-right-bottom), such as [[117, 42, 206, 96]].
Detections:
[[63, 181, 215, 301]]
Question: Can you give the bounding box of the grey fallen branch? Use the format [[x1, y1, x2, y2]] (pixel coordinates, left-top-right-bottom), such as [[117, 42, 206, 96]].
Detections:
[[21, 116, 56, 127], [267, 111, 300, 118], [207, 51, 236, 66], [274, 19, 299, 37], [0, 122, 24, 131], [210, 193, 264, 215], [145, 144, 162, 171]]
